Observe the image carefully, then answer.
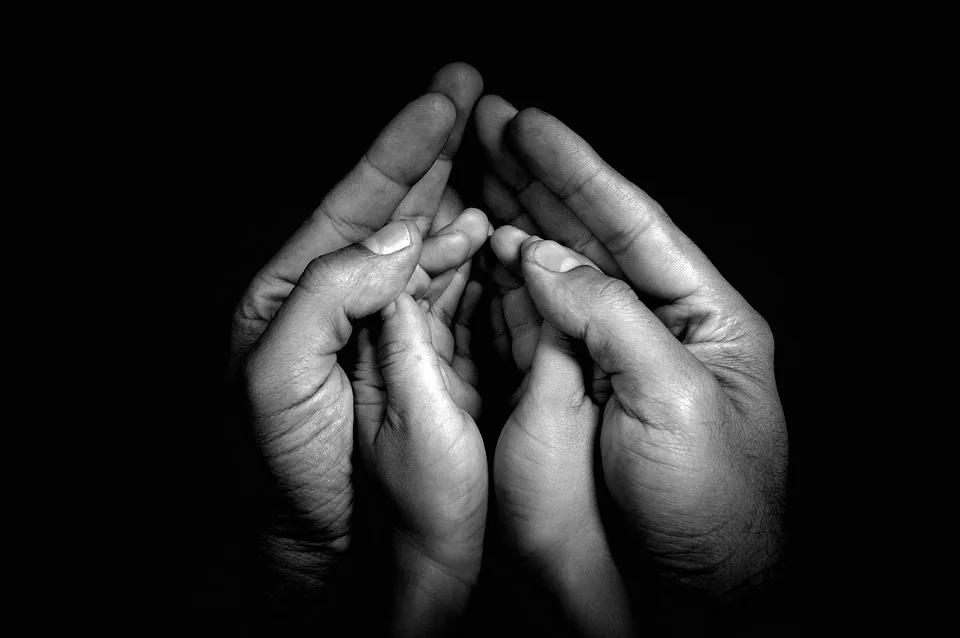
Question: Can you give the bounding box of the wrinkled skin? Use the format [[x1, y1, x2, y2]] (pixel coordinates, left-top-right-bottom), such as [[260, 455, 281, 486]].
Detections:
[[231, 64, 488, 613], [477, 97, 787, 624]]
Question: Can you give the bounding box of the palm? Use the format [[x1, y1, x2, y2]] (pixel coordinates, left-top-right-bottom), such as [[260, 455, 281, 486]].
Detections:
[[232, 64, 485, 558], [352, 284, 488, 555], [477, 98, 786, 594]]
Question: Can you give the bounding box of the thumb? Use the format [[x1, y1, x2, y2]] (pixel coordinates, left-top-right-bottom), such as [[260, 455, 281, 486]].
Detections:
[[247, 220, 425, 405], [520, 237, 712, 417], [362, 293, 462, 448]]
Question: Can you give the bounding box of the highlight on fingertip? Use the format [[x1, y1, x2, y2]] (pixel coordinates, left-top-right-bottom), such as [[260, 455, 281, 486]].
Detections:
[[362, 220, 413, 255], [527, 240, 583, 273], [491, 225, 531, 265]]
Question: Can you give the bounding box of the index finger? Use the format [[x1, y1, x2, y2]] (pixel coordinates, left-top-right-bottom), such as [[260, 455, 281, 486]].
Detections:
[[507, 107, 737, 304], [393, 63, 485, 236], [261, 92, 457, 286]]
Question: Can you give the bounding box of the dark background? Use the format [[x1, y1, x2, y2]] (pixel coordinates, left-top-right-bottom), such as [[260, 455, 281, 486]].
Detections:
[[175, 42, 838, 632]]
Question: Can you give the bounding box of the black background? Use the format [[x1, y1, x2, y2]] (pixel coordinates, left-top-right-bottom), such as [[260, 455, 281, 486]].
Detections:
[[174, 40, 836, 632]]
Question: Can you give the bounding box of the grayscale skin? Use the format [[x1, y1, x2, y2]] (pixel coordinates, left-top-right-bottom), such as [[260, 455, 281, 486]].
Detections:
[[233, 64, 492, 636], [479, 96, 787, 633]]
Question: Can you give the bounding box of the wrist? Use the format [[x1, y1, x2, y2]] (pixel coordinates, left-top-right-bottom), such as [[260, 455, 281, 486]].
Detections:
[[255, 533, 353, 630], [387, 533, 481, 637]]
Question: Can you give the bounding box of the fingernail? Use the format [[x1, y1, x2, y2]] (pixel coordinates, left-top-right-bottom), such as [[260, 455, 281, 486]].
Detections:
[[533, 241, 581, 273], [363, 221, 411, 255], [487, 223, 495, 237], [382, 300, 397, 317]]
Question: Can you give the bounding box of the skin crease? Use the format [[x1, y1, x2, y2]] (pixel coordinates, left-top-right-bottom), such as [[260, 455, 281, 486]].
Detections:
[[231, 61, 787, 636], [476, 97, 787, 622], [233, 64, 493, 635]]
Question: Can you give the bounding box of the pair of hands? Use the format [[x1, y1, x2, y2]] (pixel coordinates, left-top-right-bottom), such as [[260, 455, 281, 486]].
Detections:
[[231, 63, 787, 636]]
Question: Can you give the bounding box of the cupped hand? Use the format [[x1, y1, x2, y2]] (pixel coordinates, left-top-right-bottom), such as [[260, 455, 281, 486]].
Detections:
[[477, 97, 787, 602], [231, 64, 484, 601], [487, 226, 634, 638], [352, 284, 488, 636]]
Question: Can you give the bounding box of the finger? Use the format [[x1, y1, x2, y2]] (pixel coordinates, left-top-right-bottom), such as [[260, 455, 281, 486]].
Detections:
[[403, 265, 432, 300], [520, 238, 713, 418], [422, 296, 455, 366], [482, 172, 539, 235], [352, 325, 386, 431], [510, 177, 622, 278], [369, 293, 463, 447], [391, 156, 453, 235], [390, 63, 484, 235], [508, 320, 636, 637], [423, 208, 490, 333], [508, 107, 736, 303], [262, 94, 457, 286], [490, 295, 512, 365], [491, 260, 524, 297], [492, 225, 599, 277], [420, 208, 492, 276], [247, 221, 422, 408], [490, 223, 546, 374], [419, 230, 472, 278], [502, 285, 541, 375], [430, 185, 463, 236], [432, 260, 472, 329], [522, 322, 592, 438], [427, 62, 485, 162], [490, 226, 543, 374], [439, 356, 483, 421], [493, 227, 612, 401], [489, 225, 529, 298], [490, 224, 529, 276], [452, 280, 482, 388], [477, 96, 619, 275]]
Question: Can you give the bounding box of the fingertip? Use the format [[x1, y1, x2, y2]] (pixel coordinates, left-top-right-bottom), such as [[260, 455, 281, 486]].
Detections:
[[475, 94, 519, 141], [433, 209, 490, 257], [415, 92, 458, 134], [429, 62, 484, 102], [382, 291, 415, 320], [363, 94, 458, 193], [491, 225, 531, 266], [476, 93, 518, 117], [447, 230, 474, 265], [505, 106, 570, 162], [460, 207, 491, 241], [399, 219, 424, 244], [506, 106, 553, 143], [465, 278, 483, 298]]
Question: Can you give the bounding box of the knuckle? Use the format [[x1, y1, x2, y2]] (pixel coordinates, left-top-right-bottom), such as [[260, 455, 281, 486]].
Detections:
[[420, 91, 457, 124], [378, 335, 422, 373], [241, 344, 282, 406], [300, 253, 351, 292], [605, 208, 656, 258], [588, 276, 637, 310], [754, 312, 775, 351]]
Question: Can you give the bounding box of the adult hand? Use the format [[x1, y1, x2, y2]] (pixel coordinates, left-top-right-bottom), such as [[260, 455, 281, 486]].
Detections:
[[231, 64, 484, 614], [477, 96, 787, 606]]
